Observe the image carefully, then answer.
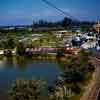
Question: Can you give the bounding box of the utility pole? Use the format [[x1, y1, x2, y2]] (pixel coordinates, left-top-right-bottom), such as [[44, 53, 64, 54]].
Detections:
[[96, 20, 100, 50], [97, 20, 100, 33]]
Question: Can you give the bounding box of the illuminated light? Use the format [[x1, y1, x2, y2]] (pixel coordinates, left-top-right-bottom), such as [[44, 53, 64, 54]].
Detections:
[[74, 51, 78, 55], [26, 48, 30, 52], [38, 48, 42, 51], [0, 60, 5, 69], [66, 48, 70, 50], [70, 48, 73, 50], [0, 50, 4, 55]]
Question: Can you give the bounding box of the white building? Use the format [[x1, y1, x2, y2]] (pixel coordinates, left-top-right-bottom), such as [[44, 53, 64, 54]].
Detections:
[[0, 50, 4, 55]]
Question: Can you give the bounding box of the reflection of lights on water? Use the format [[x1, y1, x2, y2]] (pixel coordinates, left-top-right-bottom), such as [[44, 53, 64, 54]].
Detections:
[[0, 61, 3, 64], [0, 57, 27, 70], [0, 60, 5, 69], [12, 57, 17, 68], [0, 57, 17, 69]]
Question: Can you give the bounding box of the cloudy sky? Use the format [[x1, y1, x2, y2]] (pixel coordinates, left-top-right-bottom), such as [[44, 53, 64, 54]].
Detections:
[[0, 0, 99, 25]]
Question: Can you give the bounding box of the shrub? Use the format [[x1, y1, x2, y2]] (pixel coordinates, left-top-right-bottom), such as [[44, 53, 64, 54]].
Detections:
[[8, 80, 47, 100]]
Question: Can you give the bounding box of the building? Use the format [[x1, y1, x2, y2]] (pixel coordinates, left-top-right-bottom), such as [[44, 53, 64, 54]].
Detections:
[[0, 49, 4, 55], [94, 21, 100, 32], [94, 21, 100, 46], [0, 48, 16, 55]]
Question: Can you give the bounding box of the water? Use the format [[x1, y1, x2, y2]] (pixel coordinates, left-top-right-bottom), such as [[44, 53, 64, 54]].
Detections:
[[98, 94, 100, 100], [0, 57, 62, 93]]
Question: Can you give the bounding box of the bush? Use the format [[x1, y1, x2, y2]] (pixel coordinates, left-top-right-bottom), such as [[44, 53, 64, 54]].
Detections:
[[8, 80, 47, 100]]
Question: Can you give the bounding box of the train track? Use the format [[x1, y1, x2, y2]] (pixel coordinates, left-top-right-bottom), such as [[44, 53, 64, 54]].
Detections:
[[86, 82, 100, 100], [81, 56, 100, 100]]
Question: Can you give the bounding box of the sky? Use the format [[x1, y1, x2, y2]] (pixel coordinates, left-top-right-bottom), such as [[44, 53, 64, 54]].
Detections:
[[0, 0, 99, 26]]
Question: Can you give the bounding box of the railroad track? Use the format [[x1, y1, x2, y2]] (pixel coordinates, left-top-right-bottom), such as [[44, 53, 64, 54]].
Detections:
[[89, 57, 100, 100], [81, 56, 100, 100], [86, 82, 100, 100]]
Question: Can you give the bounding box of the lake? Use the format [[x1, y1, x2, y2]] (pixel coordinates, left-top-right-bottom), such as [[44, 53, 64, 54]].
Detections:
[[0, 56, 63, 96]]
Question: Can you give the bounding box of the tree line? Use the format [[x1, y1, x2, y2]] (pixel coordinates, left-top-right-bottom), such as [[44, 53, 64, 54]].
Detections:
[[0, 17, 96, 33], [32, 17, 96, 32]]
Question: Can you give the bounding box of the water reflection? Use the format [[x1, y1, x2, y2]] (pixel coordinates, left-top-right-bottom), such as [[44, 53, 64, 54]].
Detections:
[[0, 56, 30, 71], [0, 56, 64, 92]]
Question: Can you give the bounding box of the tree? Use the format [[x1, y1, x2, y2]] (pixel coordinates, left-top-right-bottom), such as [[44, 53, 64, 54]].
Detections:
[[7, 38, 16, 49], [17, 42, 25, 55], [8, 80, 47, 100], [62, 17, 73, 29], [56, 48, 65, 58], [80, 21, 94, 32]]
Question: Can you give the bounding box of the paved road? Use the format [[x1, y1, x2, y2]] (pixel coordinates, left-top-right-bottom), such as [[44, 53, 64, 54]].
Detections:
[[81, 56, 100, 100]]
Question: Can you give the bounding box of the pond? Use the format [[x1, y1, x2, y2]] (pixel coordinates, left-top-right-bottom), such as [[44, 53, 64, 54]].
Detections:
[[0, 56, 63, 96]]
